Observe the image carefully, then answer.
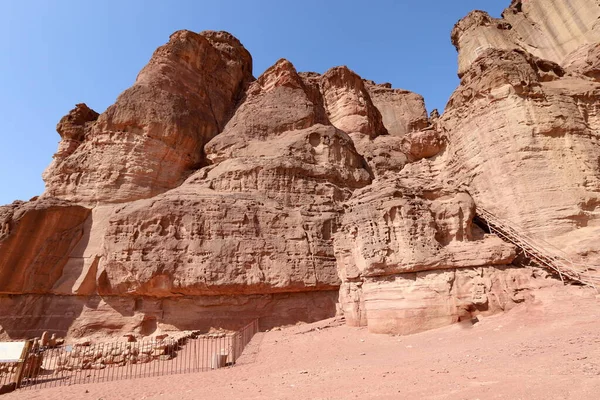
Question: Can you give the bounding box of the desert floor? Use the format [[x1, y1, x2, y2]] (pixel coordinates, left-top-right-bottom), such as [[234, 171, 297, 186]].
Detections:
[[4, 285, 600, 400]]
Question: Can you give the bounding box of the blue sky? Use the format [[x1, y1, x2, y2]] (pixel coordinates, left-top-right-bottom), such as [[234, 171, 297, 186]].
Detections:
[[0, 1, 506, 205]]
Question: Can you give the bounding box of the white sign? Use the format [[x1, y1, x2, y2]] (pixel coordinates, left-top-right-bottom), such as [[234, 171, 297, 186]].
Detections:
[[0, 342, 26, 363]]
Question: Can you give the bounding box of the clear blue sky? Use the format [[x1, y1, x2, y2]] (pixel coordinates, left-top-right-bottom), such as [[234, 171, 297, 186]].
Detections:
[[0, 1, 506, 205]]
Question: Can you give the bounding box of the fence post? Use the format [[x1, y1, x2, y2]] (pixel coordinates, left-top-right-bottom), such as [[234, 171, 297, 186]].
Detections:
[[13, 340, 33, 389], [232, 333, 239, 365]]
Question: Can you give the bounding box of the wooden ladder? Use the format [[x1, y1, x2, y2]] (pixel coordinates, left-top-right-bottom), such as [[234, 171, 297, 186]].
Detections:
[[475, 208, 600, 289]]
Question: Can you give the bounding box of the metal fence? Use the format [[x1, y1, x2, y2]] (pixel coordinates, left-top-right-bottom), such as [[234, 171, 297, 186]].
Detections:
[[0, 319, 259, 391]]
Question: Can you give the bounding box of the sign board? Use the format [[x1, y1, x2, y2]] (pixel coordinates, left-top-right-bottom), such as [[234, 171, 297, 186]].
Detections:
[[0, 342, 26, 363]]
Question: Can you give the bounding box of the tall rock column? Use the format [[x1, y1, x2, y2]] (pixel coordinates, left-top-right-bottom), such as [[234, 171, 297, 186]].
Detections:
[[444, 2, 600, 264]]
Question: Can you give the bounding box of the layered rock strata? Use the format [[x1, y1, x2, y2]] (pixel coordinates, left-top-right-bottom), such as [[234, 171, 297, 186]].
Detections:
[[1, 0, 599, 340], [42, 30, 253, 204], [445, 0, 600, 265], [452, 0, 600, 77]]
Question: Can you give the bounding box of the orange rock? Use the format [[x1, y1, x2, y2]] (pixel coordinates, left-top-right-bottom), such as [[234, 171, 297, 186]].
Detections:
[[1, 0, 600, 339]]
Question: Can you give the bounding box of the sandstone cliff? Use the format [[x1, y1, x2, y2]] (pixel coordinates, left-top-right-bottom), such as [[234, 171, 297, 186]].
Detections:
[[1, 0, 599, 340], [43, 31, 253, 204], [452, 0, 600, 77], [446, 0, 600, 266]]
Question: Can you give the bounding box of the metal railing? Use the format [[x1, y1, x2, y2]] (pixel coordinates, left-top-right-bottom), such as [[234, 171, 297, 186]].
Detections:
[[475, 208, 600, 288], [0, 319, 259, 391]]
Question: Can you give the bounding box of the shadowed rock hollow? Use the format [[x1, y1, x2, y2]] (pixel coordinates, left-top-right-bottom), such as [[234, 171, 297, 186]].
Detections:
[[1, 0, 599, 340]]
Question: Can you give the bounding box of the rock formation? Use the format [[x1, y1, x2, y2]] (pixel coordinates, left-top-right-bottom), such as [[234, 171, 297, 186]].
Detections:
[[42, 30, 253, 204], [451, 0, 600, 77], [446, 1, 600, 265], [1, 0, 599, 340]]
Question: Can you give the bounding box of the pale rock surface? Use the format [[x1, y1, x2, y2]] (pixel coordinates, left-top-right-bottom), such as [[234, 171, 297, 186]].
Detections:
[[335, 185, 515, 281], [335, 0, 600, 334], [441, 47, 600, 265], [358, 266, 555, 335], [452, 0, 600, 77], [563, 42, 600, 81], [333, 174, 530, 332]]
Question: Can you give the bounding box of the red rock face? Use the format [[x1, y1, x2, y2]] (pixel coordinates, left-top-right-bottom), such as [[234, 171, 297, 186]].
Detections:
[[1, 0, 600, 340], [320, 66, 387, 138], [0, 199, 91, 294], [43, 30, 253, 204]]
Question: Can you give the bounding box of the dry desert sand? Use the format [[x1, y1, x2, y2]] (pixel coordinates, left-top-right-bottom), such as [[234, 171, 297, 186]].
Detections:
[[4, 285, 600, 400]]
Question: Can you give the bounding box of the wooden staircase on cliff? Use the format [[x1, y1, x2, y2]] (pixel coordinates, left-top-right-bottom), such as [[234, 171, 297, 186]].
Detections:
[[474, 208, 600, 289]]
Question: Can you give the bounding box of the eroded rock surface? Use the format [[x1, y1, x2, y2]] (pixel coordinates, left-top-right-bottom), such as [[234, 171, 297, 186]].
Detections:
[[366, 81, 429, 136], [345, 266, 555, 335], [452, 0, 600, 77], [43, 30, 253, 204], [1, 0, 599, 340], [443, 11, 600, 266], [0, 199, 91, 294], [0, 53, 376, 339]]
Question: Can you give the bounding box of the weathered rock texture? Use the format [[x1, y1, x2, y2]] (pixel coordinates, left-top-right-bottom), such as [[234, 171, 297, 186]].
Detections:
[[1, 0, 599, 340], [444, 0, 600, 267], [43, 30, 253, 204], [452, 0, 600, 77], [0, 199, 91, 294]]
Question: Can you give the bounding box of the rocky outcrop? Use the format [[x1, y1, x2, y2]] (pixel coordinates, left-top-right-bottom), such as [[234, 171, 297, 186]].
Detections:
[[451, 0, 600, 77], [332, 165, 534, 333], [2, 0, 599, 340], [348, 266, 554, 335], [0, 292, 337, 339], [335, 0, 600, 334], [0, 54, 375, 339], [43, 30, 253, 204], [98, 58, 371, 300], [52, 104, 99, 159], [365, 81, 429, 136], [320, 66, 387, 138], [564, 43, 600, 81], [441, 48, 600, 264], [335, 187, 515, 281]]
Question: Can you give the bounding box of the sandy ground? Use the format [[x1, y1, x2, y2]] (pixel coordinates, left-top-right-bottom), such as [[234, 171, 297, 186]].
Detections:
[[4, 285, 600, 400]]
